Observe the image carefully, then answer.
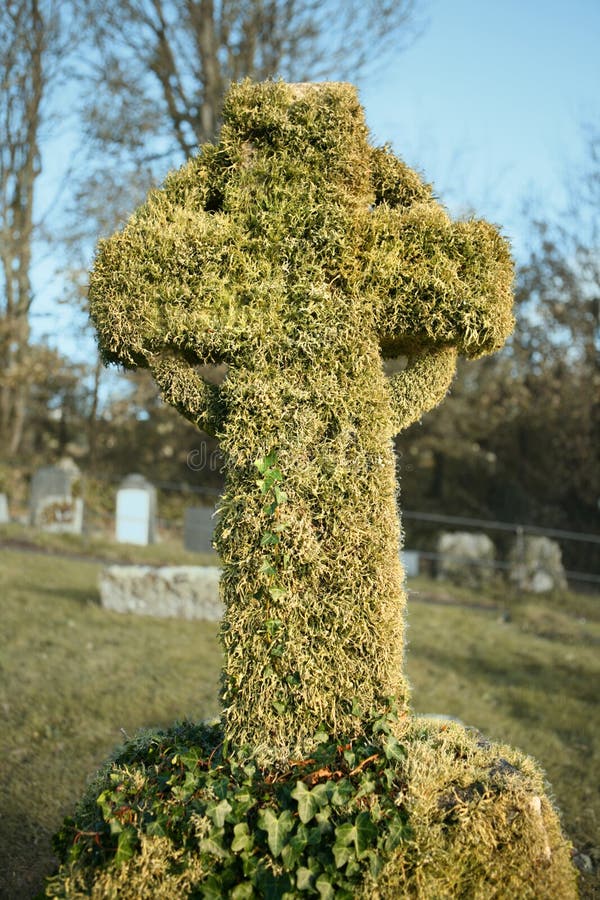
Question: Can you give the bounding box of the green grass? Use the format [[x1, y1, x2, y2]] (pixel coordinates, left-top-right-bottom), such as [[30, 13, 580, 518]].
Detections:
[[0, 548, 222, 898], [0, 546, 598, 897], [0, 522, 217, 567]]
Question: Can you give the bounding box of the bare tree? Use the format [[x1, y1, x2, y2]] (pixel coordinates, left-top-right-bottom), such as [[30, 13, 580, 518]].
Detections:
[[0, 0, 66, 455], [77, 0, 422, 168], [516, 127, 600, 374], [61, 0, 422, 457]]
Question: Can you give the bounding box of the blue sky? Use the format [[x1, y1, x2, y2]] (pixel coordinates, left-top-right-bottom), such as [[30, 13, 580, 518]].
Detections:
[[361, 0, 600, 257], [33, 0, 600, 354]]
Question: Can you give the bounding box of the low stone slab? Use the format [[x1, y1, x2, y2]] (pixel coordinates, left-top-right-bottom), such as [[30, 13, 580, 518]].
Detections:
[[99, 565, 223, 620]]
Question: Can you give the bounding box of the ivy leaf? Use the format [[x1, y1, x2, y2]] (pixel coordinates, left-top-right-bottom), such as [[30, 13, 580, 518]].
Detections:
[[351, 699, 362, 717], [281, 832, 306, 868], [268, 585, 287, 601], [114, 826, 137, 866], [354, 812, 378, 858], [254, 451, 277, 474], [200, 833, 230, 859], [371, 715, 391, 735], [231, 822, 252, 853], [316, 873, 335, 899], [354, 777, 376, 800], [261, 532, 279, 547], [201, 875, 224, 899], [257, 808, 295, 858], [230, 884, 254, 899], [385, 818, 410, 851], [333, 843, 353, 868], [383, 734, 406, 762], [179, 747, 203, 770], [331, 779, 354, 807], [296, 867, 314, 891], [145, 819, 166, 838], [368, 847, 384, 878], [343, 749, 356, 768], [208, 799, 233, 828], [257, 467, 283, 493], [309, 783, 331, 808], [334, 822, 356, 847], [291, 781, 319, 824], [273, 485, 287, 505], [255, 865, 293, 898]]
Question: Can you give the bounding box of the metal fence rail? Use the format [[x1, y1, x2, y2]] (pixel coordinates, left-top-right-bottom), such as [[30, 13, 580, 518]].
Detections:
[[402, 510, 600, 588], [403, 510, 600, 545]]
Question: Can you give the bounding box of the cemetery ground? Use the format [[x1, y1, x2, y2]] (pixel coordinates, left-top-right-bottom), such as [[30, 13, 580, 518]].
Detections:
[[0, 530, 598, 899]]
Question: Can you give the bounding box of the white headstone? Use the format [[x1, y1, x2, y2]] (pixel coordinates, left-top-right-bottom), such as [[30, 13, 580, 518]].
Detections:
[[401, 549, 420, 578], [29, 459, 83, 533], [184, 506, 216, 554], [115, 474, 157, 545], [0, 493, 9, 524]]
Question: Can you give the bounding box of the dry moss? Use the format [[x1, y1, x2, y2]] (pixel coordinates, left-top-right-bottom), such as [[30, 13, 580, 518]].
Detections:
[[89, 80, 515, 763], [370, 719, 578, 898]]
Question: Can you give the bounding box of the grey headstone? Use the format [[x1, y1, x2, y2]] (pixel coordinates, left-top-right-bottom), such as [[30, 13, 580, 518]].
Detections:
[[0, 493, 9, 524], [115, 474, 157, 545], [437, 531, 496, 586], [508, 535, 567, 593], [35, 495, 84, 534], [29, 459, 83, 533], [99, 565, 222, 620], [401, 549, 420, 578], [184, 506, 216, 553]]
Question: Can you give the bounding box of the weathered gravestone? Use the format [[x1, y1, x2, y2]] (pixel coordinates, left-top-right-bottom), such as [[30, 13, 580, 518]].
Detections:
[[115, 473, 157, 545], [183, 505, 216, 554], [509, 534, 568, 593], [29, 458, 83, 534], [99, 565, 222, 620], [0, 493, 9, 524], [48, 82, 577, 898], [437, 530, 496, 586]]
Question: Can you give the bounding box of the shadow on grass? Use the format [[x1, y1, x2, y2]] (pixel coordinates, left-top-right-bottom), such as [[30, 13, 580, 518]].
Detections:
[[0, 809, 57, 900], [414, 643, 597, 708], [32, 584, 101, 607]]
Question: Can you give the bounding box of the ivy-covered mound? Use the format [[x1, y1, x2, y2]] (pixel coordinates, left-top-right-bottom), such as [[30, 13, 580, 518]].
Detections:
[[46, 712, 577, 899]]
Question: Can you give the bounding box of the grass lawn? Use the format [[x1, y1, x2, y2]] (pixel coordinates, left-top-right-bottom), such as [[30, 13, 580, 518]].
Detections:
[[0, 536, 598, 898]]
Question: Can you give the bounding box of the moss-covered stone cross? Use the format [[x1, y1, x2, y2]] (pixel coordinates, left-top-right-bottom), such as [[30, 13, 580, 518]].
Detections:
[[90, 81, 513, 764]]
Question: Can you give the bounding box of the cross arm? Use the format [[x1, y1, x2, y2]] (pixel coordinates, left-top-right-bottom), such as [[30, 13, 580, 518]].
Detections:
[[149, 353, 226, 438], [387, 345, 458, 434], [366, 146, 514, 361], [89, 151, 235, 431]]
